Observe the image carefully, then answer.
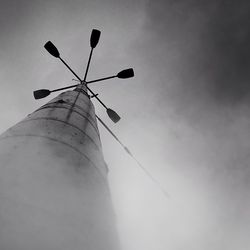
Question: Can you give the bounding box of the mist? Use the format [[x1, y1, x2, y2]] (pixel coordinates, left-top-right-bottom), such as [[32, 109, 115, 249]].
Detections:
[[0, 0, 250, 250]]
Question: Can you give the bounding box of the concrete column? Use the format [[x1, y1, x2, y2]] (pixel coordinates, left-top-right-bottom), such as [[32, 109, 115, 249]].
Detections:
[[0, 87, 119, 250]]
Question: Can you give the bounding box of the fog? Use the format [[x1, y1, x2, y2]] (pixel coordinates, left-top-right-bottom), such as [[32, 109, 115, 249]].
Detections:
[[0, 0, 250, 249]]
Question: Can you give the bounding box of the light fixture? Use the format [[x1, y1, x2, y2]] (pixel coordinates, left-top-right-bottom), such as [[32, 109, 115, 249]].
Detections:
[[34, 29, 135, 123], [90, 29, 101, 48], [33, 89, 51, 99], [117, 68, 134, 79], [44, 41, 60, 58]]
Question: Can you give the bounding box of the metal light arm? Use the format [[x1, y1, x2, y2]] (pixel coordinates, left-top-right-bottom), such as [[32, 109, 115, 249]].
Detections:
[[50, 84, 79, 93], [59, 56, 108, 108], [43, 74, 117, 95], [86, 75, 117, 84], [59, 57, 82, 82], [83, 48, 93, 81]]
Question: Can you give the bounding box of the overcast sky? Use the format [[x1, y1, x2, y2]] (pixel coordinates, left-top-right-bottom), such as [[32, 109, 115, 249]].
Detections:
[[1, 0, 250, 250]]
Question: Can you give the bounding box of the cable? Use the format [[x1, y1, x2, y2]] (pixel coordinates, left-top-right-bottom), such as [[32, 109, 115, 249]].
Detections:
[[96, 115, 170, 199]]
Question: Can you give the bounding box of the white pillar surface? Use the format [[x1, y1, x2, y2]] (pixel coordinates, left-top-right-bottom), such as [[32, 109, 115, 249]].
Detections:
[[0, 87, 119, 250]]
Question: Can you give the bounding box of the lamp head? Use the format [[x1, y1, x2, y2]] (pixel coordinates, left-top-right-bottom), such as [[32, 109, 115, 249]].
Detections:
[[117, 68, 134, 79], [90, 29, 101, 48], [107, 108, 121, 123], [44, 41, 60, 58], [33, 89, 51, 99]]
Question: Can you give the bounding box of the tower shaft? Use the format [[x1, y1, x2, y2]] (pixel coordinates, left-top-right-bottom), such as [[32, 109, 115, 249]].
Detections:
[[0, 88, 119, 250]]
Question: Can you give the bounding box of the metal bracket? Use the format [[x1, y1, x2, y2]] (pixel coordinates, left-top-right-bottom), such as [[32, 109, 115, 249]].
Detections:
[[90, 93, 99, 98]]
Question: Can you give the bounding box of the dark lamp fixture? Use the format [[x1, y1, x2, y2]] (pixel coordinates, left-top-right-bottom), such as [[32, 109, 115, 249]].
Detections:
[[106, 108, 121, 123], [37, 29, 135, 123], [33, 89, 51, 99], [117, 68, 134, 79], [44, 41, 60, 58], [90, 29, 101, 48]]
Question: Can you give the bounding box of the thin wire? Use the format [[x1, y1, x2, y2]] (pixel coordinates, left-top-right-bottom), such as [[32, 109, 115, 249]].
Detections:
[[95, 115, 170, 199]]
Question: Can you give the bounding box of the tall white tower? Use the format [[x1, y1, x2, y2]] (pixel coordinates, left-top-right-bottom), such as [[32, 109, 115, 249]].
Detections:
[[0, 29, 135, 249], [0, 86, 119, 250]]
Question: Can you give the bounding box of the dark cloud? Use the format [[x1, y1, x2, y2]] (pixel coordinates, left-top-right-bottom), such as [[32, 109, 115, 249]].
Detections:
[[142, 0, 250, 110], [133, 3, 250, 248], [201, 1, 250, 105]]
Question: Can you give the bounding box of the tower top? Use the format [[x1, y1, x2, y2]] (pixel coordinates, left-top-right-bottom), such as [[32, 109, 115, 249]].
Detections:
[[34, 29, 134, 123], [74, 83, 88, 96]]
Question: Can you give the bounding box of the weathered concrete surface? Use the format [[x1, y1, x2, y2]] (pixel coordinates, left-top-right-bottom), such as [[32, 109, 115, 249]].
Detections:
[[0, 87, 119, 250]]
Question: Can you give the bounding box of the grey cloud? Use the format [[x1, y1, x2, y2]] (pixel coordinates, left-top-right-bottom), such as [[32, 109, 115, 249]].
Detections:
[[141, 0, 250, 113]]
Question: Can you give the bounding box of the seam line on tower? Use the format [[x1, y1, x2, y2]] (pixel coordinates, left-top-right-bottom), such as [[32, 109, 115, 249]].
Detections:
[[37, 101, 91, 115], [34, 104, 98, 131], [0, 134, 107, 178], [35, 103, 97, 125], [18, 117, 101, 150]]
